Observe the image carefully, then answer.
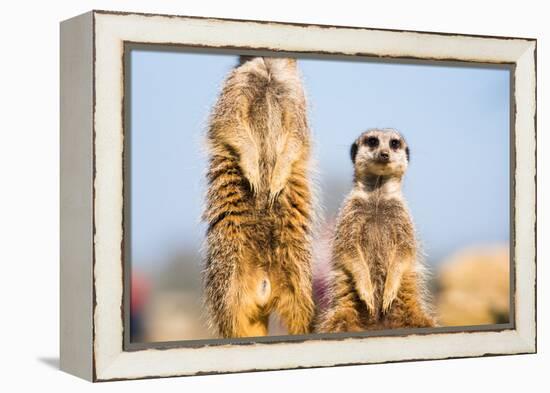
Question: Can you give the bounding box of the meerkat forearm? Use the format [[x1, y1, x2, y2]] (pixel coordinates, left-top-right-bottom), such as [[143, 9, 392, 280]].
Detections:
[[346, 247, 376, 314], [270, 135, 303, 202], [210, 122, 261, 194], [382, 257, 412, 313], [235, 133, 261, 193]]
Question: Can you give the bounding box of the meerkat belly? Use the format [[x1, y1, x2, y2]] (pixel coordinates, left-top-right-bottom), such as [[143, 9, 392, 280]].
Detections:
[[360, 204, 406, 278], [358, 225, 389, 288], [364, 221, 396, 254]]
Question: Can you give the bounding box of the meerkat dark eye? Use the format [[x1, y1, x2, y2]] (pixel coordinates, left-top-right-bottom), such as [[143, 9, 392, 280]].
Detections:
[[390, 139, 402, 150], [365, 136, 379, 148]]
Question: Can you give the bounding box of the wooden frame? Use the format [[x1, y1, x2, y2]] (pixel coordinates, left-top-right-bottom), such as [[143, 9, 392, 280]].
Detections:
[[60, 10, 537, 382]]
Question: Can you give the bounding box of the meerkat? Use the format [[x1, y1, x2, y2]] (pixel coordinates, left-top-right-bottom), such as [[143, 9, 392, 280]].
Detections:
[[317, 129, 435, 333], [202, 57, 315, 338]]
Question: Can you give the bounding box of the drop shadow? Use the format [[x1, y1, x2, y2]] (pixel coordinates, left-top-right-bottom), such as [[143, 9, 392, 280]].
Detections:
[[38, 357, 59, 370]]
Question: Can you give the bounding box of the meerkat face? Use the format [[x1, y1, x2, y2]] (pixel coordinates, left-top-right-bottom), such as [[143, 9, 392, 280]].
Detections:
[[350, 129, 410, 177]]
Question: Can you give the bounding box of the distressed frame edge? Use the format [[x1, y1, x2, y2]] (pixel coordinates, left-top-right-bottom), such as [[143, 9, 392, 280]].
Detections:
[[89, 11, 537, 382], [94, 350, 538, 383], [59, 10, 95, 382], [512, 39, 537, 354], [90, 8, 537, 42]]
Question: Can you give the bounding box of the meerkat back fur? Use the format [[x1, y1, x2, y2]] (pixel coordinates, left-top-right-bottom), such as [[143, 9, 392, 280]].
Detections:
[[203, 57, 315, 338], [317, 129, 435, 332]]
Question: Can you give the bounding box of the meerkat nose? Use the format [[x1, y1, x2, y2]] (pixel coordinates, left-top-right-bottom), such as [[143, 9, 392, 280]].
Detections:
[[379, 151, 390, 161]]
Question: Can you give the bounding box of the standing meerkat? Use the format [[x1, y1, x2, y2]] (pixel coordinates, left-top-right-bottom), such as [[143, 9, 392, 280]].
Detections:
[[203, 57, 315, 338], [317, 129, 435, 333]]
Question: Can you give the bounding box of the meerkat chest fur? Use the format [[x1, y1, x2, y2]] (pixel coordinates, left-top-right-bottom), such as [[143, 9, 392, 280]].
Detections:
[[338, 188, 416, 272], [352, 188, 416, 270]]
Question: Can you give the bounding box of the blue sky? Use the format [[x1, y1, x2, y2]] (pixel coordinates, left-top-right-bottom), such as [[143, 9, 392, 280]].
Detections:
[[129, 49, 510, 271]]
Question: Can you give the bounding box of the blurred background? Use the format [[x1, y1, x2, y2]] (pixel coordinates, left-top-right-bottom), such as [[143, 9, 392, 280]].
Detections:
[[128, 49, 510, 343]]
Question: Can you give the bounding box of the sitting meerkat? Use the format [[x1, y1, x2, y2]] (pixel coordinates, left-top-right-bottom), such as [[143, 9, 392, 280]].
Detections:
[[317, 129, 435, 333], [203, 57, 315, 338]]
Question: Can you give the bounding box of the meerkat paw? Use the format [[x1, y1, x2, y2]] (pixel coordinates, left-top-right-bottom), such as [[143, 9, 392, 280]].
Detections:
[[268, 177, 286, 204], [382, 286, 399, 314], [268, 189, 282, 206], [245, 168, 261, 195], [239, 150, 260, 194], [358, 288, 376, 316], [269, 156, 294, 204]]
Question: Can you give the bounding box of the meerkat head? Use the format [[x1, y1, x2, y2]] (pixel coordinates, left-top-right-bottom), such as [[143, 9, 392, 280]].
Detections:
[[350, 129, 410, 178]]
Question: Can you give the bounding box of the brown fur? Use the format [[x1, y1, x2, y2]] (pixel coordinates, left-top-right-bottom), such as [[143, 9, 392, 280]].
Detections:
[[317, 129, 435, 333], [203, 57, 315, 338]]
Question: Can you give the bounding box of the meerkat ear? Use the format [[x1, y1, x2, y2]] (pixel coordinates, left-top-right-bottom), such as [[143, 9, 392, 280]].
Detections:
[[238, 55, 255, 66], [350, 141, 358, 164], [405, 146, 410, 161]]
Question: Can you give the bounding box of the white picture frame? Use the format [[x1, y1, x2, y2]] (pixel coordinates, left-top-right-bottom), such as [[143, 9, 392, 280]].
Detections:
[[60, 10, 536, 382]]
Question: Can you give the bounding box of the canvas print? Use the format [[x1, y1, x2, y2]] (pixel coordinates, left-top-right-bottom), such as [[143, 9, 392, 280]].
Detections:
[[126, 48, 510, 344]]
